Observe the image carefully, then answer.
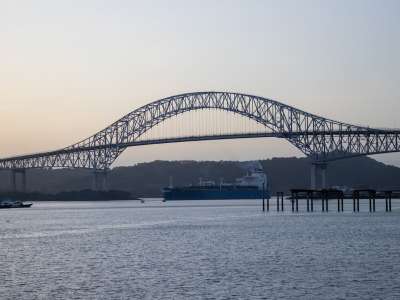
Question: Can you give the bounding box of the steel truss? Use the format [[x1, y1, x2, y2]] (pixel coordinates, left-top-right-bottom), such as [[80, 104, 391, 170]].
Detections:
[[1, 91, 399, 170]]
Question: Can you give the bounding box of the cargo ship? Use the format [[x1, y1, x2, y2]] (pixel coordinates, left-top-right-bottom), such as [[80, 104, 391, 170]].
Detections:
[[162, 167, 270, 200]]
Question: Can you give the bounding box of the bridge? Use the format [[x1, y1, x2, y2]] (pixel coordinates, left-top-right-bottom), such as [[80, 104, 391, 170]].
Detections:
[[1, 91, 400, 191]]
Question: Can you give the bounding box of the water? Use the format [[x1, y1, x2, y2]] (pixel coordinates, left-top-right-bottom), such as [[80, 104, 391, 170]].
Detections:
[[1, 199, 400, 300]]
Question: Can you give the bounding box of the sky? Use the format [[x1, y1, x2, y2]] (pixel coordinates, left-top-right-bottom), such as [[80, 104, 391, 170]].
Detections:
[[1, 0, 400, 166]]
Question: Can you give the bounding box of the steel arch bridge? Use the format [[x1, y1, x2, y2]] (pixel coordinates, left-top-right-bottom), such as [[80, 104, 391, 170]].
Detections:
[[1, 91, 400, 189]]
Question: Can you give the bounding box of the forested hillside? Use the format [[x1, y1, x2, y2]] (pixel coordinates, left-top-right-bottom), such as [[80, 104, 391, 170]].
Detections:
[[1, 156, 399, 197]]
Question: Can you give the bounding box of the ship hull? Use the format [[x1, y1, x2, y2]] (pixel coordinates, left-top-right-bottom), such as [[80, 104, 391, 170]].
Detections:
[[163, 187, 270, 201]]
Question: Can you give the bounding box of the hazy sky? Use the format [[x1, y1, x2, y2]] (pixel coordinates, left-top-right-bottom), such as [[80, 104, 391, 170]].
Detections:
[[1, 0, 399, 166]]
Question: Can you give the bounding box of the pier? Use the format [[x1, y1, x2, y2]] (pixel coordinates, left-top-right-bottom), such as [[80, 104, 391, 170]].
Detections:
[[263, 189, 395, 213]]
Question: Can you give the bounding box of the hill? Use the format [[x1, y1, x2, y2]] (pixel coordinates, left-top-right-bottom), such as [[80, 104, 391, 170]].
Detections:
[[0, 156, 399, 197]]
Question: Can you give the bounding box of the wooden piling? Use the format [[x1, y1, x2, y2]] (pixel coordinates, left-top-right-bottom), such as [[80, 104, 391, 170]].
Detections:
[[384, 191, 392, 212], [385, 193, 389, 212], [310, 193, 314, 212], [369, 196, 372, 212], [372, 193, 376, 212], [326, 194, 329, 212], [341, 196, 344, 212], [277, 193, 281, 212], [262, 183, 266, 212]]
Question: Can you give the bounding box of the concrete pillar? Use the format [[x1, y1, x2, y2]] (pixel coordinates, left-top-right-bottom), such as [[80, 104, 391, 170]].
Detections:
[[10, 169, 27, 192], [321, 164, 327, 189], [93, 171, 100, 191], [11, 170, 17, 192], [93, 170, 108, 191], [92, 171, 98, 191], [311, 162, 328, 190], [310, 164, 317, 190], [21, 169, 27, 193], [99, 171, 107, 191]]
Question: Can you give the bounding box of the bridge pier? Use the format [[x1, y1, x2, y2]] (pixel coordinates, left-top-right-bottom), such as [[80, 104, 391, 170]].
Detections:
[[311, 164, 317, 190], [10, 169, 27, 192], [310, 162, 328, 189], [93, 170, 108, 191], [321, 165, 327, 189], [11, 170, 16, 192]]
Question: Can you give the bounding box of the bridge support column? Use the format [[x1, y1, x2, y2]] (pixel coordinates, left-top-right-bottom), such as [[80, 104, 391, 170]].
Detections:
[[11, 170, 17, 192], [93, 170, 108, 191], [310, 162, 328, 190], [310, 164, 317, 190], [21, 170, 27, 193], [321, 164, 327, 190], [10, 169, 27, 192]]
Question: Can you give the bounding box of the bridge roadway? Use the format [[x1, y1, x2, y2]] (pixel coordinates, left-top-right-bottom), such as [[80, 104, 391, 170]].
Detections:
[[2, 129, 400, 165], [1, 91, 400, 191]]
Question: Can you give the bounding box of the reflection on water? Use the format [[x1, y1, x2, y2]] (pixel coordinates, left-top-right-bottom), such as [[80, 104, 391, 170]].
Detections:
[[1, 199, 400, 299]]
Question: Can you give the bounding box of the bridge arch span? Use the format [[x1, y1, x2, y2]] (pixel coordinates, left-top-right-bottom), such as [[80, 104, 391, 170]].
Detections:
[[64, 91, 358, 168], [1, 91, 399, 171]]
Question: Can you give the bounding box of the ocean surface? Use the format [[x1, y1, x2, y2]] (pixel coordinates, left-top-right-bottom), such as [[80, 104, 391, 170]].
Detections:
[[1, 198, 400, 300]]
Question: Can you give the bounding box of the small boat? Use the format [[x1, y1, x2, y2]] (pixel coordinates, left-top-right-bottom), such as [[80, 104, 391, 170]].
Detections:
[[0, 199, 33, 209]]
